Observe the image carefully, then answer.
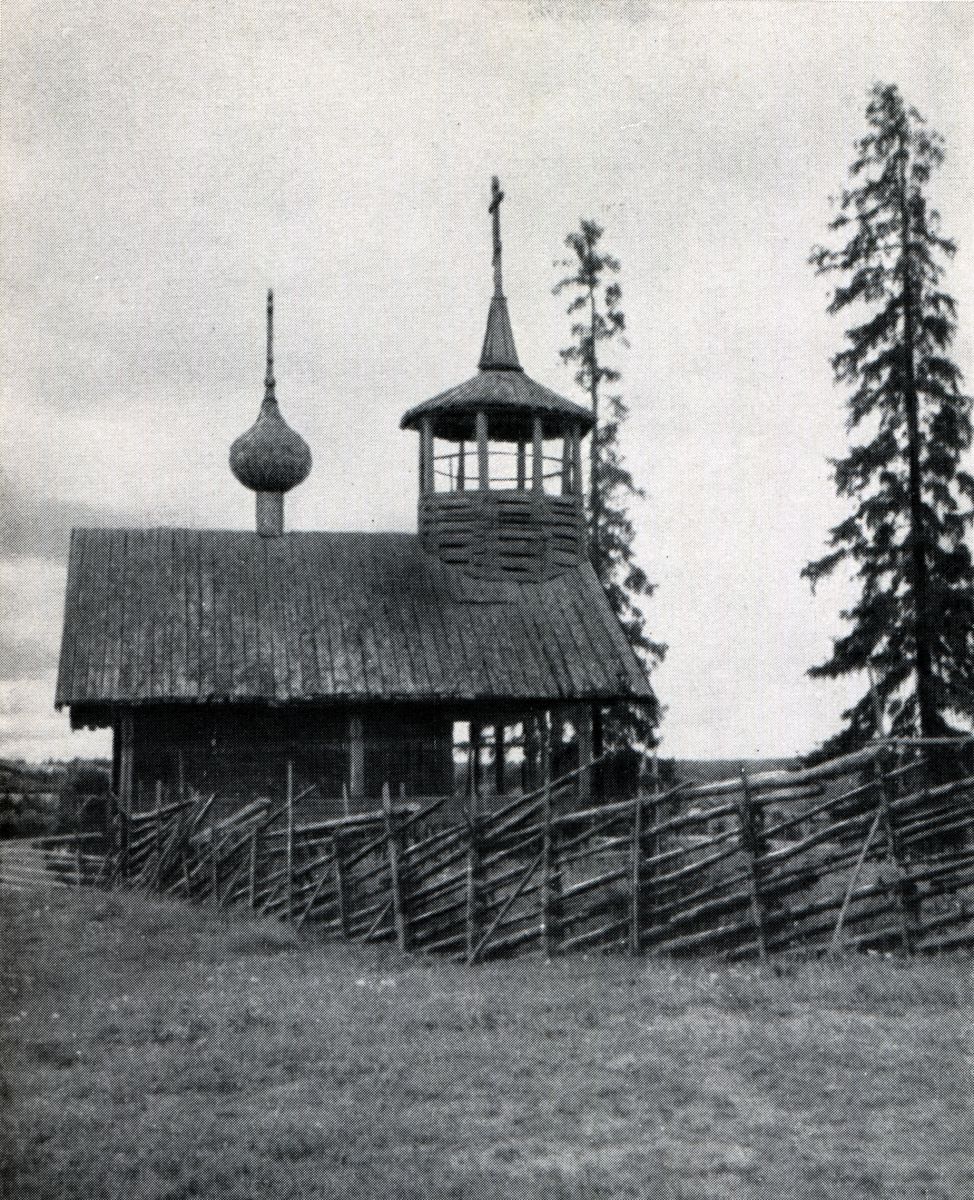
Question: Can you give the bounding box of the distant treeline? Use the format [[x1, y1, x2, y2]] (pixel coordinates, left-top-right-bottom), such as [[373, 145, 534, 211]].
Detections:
[[0, 758, 110, 838]]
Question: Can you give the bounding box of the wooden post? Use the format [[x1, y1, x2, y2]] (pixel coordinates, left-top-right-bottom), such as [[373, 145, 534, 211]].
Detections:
[[638, 752, 662, 953], [383, 782, 409, 951], [574, 704, 592, 803], [828, 806, 884, 956], [470, 720, 483, 798], [176, 750, 187, 895], [247, 827, 258, 909], [865, 668, 913, 952], [154, 780, 164, 888], [420, 417, 434, 494], [737, 768, 768, 960], [73, 792, 84, 887], [570, 424, 582, 496], [334, 830, 350, 938], [349, 715, 365, 801], [874, 749, 913, 954], [516, 440, 526, 490], [119, 713, 134, 881], [551, 709, 564, 776], [540, 720, 557, 959], [182, 834, 192, 899], [476, 411, 489, 490], [457, 440, 466, 491], [629, 788, 644, 956], [532, 417, 544, 493], [561, 436, 572, 496], [111, 719, 121, 798], [286, 759, 295, 924], [209, 808, 219, 904], [464, 757, 480, 963], [419, 418, 427, 491], [493, 723, 505, 796], [524, 715, 539, 791], [439, 715, 455, 797]]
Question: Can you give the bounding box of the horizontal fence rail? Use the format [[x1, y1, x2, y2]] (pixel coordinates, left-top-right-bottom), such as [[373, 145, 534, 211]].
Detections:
[[3, 738, 973, 963]]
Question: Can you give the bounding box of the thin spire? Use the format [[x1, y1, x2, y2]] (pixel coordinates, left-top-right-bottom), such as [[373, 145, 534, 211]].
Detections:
[[264, 288, 276, 405], [490, 175, 503, 297], [479, 176, 521, 372]]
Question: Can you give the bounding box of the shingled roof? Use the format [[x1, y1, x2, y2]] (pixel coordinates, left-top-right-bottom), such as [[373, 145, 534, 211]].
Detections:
[[400, 370, 595, 441], [56, 529, 652, 709]]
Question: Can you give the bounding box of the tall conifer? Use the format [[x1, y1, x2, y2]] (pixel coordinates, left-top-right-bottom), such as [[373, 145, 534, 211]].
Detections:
[[554, 220, 665, 747], [805, 84, 973, 752]]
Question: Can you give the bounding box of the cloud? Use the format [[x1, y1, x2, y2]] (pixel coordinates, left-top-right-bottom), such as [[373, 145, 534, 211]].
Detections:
[[0, 472, 174, 561], [1, 0, 971, 763], [0, 632, 58, 682], [0, 672, 109, 760]]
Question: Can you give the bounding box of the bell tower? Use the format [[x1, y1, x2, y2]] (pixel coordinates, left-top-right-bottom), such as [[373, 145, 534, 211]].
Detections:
[[401, 179, 594, 583]]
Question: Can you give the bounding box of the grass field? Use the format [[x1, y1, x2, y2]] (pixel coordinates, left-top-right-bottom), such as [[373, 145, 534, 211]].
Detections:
[[2, 889, 972, 1200]]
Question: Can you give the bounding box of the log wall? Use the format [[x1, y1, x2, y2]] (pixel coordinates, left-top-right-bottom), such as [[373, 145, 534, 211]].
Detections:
[[123, 705, 454, 819], [419, 489, 586, 581]]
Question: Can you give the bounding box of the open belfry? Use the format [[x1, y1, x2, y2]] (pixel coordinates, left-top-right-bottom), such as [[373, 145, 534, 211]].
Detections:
[[56, 181, 654, 815]]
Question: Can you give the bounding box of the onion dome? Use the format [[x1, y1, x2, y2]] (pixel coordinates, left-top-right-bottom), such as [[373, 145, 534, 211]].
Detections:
[[230, 291, 312, 495]]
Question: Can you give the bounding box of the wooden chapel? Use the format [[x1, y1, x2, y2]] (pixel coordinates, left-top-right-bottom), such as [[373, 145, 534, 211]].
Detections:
[[56, 179, 654, 816]]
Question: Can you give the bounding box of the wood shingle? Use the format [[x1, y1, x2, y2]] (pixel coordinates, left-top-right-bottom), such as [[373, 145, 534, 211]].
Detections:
[[56, 529, 653, 710]]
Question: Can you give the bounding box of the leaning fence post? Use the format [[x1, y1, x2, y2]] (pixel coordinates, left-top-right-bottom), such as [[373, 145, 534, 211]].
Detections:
[[629, 787, 644, 956], [118, 713, 134, 883], [154, 780, 164, 890], [828, 805, 884, 956], [286, 759, 295, 924], [72, 791, 84, 887], [874, 747, 913, 954], [866, 668, 913, 953], [181, 804, 192, 899], [209, 806, 219, 904], [631, 750, 661, 956], [333, 830, 350, 938], [247, 826, 258, 909], [737, 768, 768, 960], [383, 782, 409, 952], [464, 758, 480, 963], [540, 722, 557, 959]]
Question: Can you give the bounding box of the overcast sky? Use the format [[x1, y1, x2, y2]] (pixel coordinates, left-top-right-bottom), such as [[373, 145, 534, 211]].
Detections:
[[2, 0, 972, 762]]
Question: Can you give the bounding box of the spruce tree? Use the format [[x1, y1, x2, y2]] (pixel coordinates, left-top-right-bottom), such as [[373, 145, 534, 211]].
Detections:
[[554, 220, 665, 748], [804, 83, 974, 754]]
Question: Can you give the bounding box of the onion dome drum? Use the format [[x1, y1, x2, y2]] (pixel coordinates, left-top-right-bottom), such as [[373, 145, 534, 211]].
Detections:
[[230, 290, 311, 535]]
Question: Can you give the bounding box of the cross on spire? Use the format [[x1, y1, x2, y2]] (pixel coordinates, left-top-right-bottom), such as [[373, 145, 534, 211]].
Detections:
[[478, 176, 521, 372], [489, 175, 504, 297], [264, 289, 276, 404]]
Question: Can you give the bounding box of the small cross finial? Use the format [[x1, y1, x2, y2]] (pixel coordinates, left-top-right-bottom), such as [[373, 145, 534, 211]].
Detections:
[[264, 289, 275, 400], [489, 176, 504, 297], [477, 177, 521, 371]]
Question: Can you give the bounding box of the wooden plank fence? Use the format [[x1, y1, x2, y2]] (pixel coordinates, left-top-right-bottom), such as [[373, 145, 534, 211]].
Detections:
[[3, 738, 973, 962]]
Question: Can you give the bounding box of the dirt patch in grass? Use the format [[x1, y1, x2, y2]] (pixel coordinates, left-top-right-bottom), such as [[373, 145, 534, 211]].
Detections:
[[2, 889, 972, 1199]]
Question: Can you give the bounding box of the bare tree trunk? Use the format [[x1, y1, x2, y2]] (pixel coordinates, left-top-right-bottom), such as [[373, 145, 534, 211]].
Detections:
[[897, 137, 938, 743], [588, 289, 600, 578]]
